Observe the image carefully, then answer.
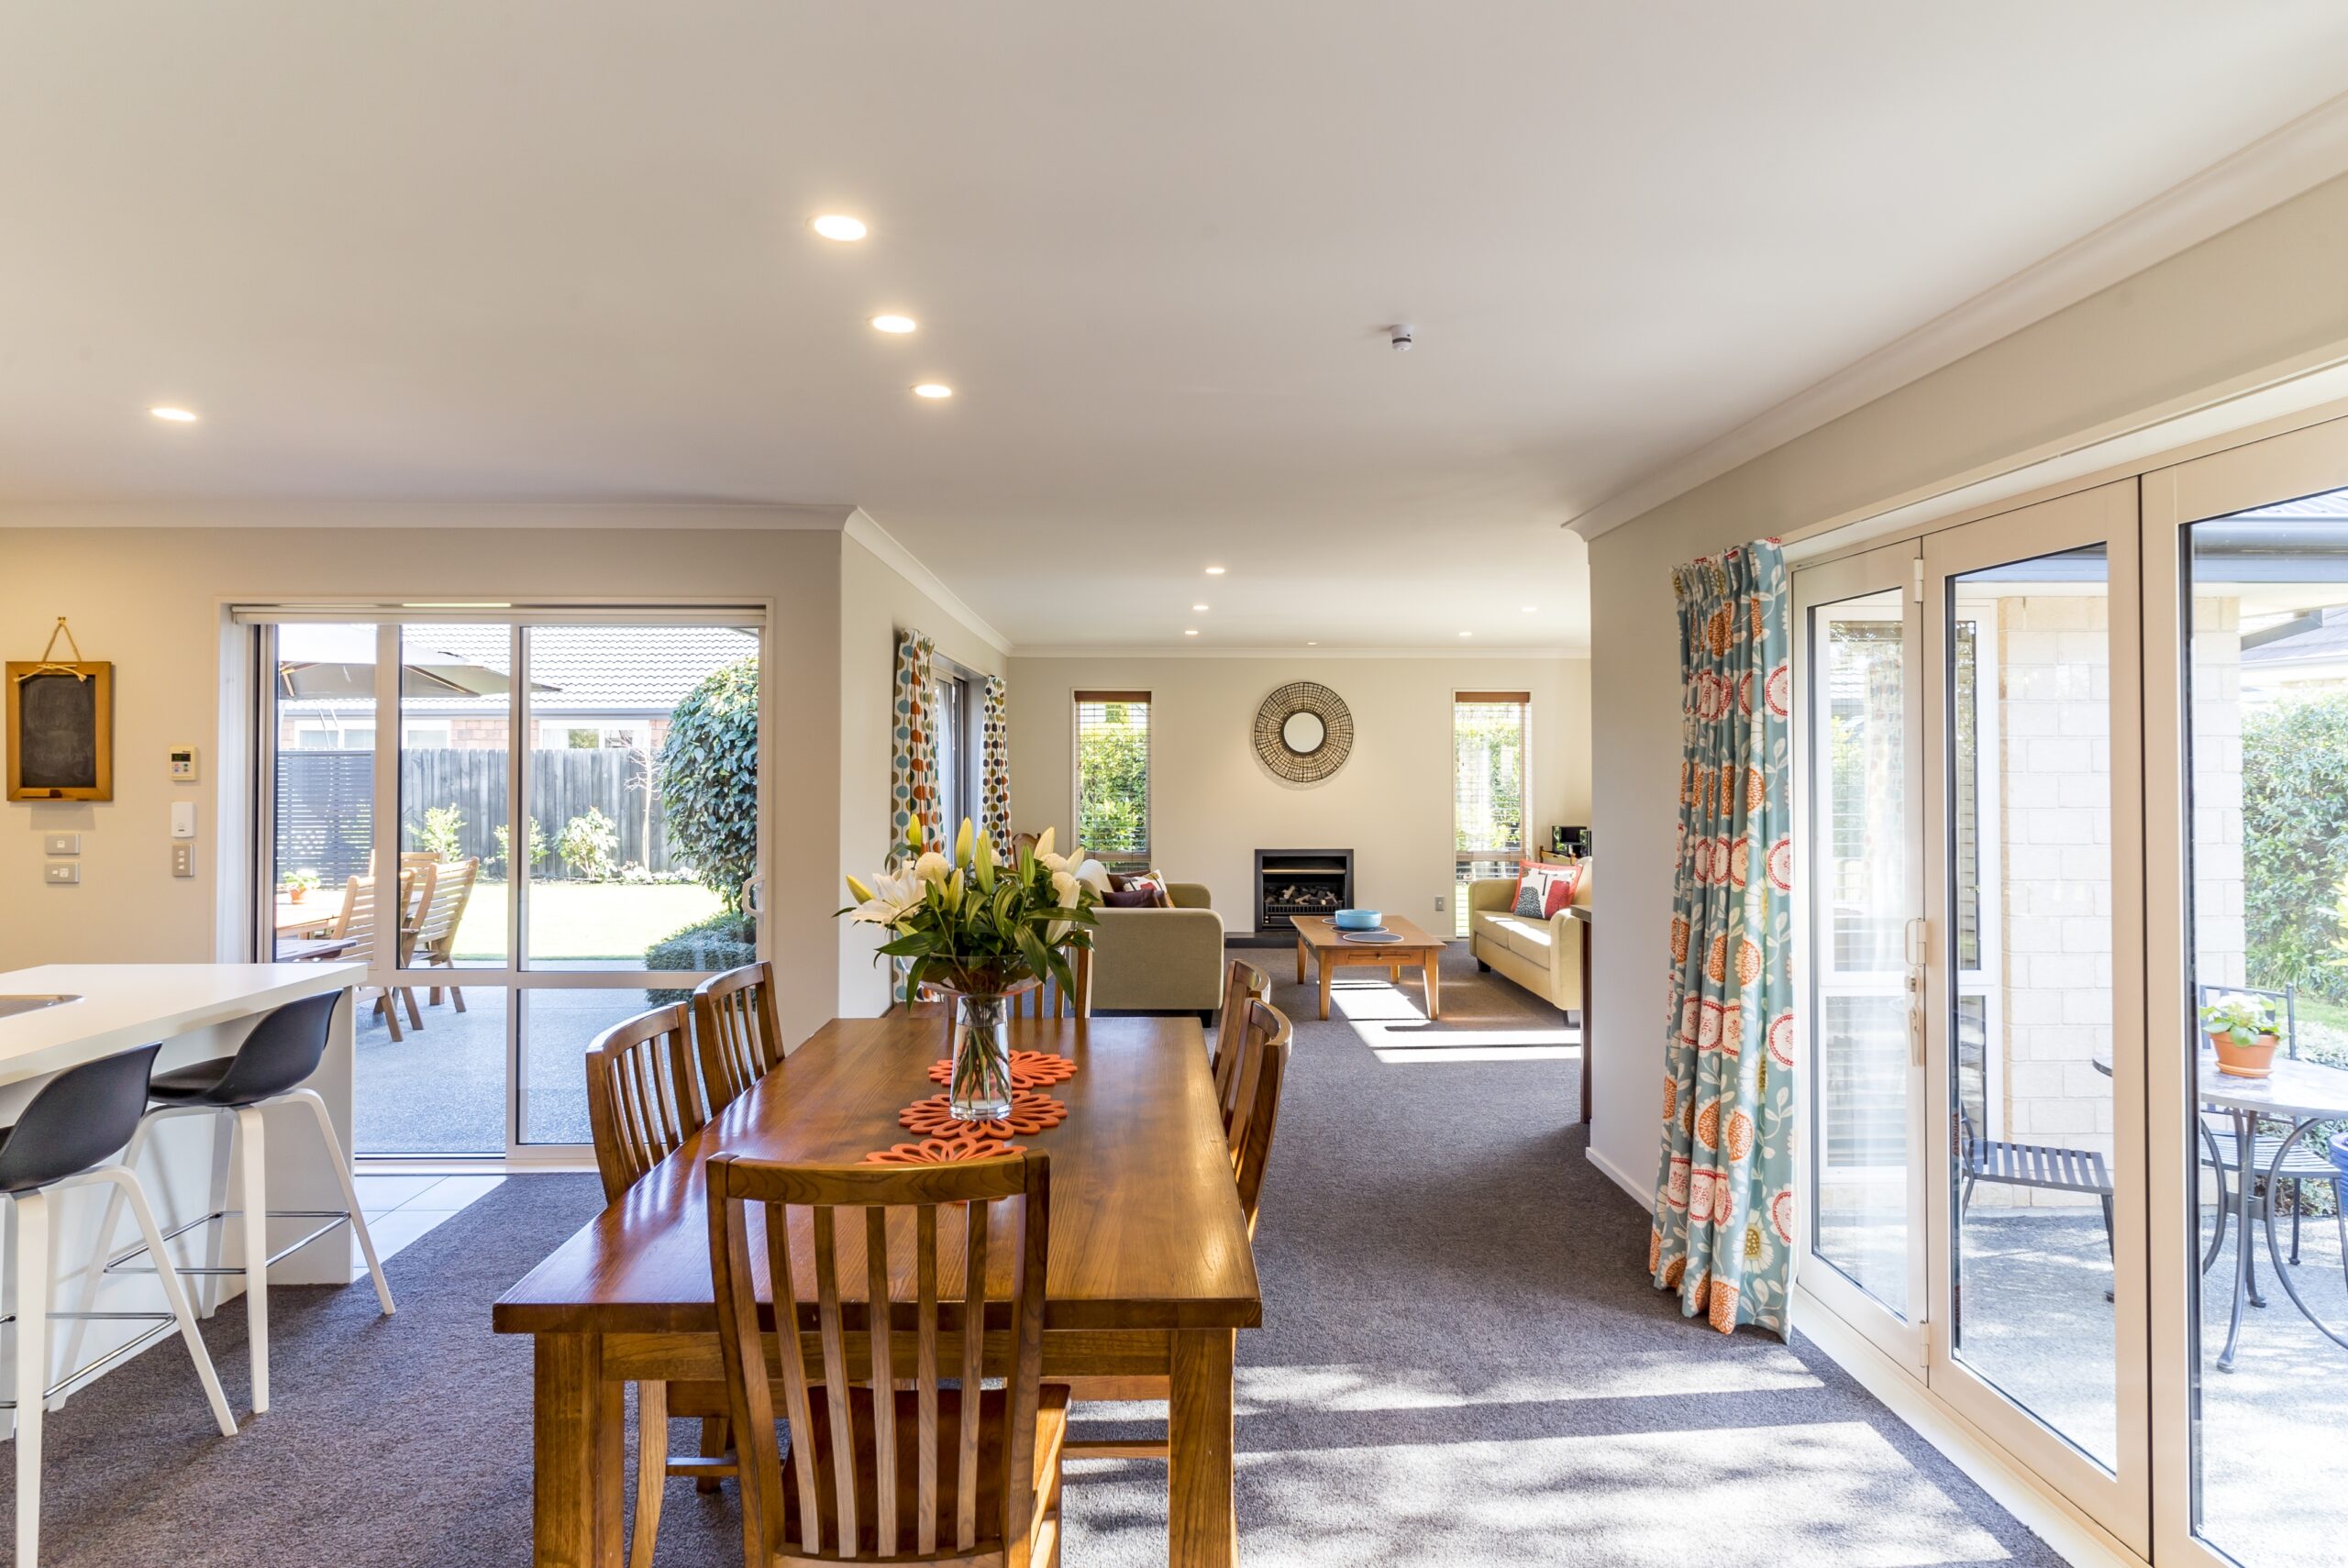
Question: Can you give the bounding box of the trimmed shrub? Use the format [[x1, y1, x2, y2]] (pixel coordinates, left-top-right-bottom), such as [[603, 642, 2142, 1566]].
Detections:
[[644, 911, 756, 1005], [657, 657, 759, 910]]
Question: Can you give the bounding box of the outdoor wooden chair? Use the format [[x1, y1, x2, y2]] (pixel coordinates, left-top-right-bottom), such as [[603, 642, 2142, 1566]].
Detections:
[[583, 1005, 736, 1568], [283, 868, 424, 1041], [1064, 1000, 1290, 1463], [408, 856, 479, 1012], [693, 960, 786, 1117], [706, 1148, 1064, 1568]]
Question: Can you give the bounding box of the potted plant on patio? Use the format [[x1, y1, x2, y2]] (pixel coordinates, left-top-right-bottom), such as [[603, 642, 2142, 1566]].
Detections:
[[283, 868, 320, 905], [841, 820, 1098, 1120], [2199, 992, 2282, 1079]]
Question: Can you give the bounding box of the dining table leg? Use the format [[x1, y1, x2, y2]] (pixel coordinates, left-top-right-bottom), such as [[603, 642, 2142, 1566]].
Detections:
[[535, 1332, 626, 1567], [1168, 1327, 1238, 1568]]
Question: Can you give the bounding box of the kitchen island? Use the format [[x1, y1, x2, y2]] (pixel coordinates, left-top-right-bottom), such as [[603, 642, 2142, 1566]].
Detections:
[[0, 963, 364, 1404]]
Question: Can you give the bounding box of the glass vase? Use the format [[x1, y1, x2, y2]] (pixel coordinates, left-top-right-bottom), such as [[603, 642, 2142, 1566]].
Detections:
[[937, 971, 1037, 1121]]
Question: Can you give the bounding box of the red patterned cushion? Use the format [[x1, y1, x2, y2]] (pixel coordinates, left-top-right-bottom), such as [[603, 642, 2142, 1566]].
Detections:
[[1541, 863, 1585, 918]]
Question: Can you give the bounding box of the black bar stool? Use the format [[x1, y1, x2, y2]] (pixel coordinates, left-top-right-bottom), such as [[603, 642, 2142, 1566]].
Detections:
[[5, 1043, 237, 1567], [70, 991, 393, 1417]]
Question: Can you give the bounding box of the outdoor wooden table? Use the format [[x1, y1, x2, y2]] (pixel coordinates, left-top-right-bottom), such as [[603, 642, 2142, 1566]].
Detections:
[[271, 894, 335, 937], [493, 1011, 1261, 1568], [1292, 912, 1443, 1021]]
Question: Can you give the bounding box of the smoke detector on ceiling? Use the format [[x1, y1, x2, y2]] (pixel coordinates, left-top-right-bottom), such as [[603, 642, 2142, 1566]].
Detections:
[[1390, 324, 1414, 352]]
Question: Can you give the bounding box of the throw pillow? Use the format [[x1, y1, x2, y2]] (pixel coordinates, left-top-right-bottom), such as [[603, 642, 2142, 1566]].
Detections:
[[1541, 862, 1585, 918], [1102, 887, 1157, 909], [1512, 869, 1551, 919], [1126, 870, 1174, 909]]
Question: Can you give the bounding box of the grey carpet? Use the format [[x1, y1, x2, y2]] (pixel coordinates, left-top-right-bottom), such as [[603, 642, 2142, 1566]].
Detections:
[[9, 951, 2062, 1566]]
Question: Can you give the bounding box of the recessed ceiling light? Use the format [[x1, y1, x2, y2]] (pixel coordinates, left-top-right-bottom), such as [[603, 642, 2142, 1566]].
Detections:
[[870, 314, 917, 334], [1184, 628, 1200, 636], [1192, 603, 1209, 612], [1522, 605, 1538, 613], [912, 383, 953, 399], [1307, 641, 1319, 646], [812, 215, 868, 241], [1458, 631, 1473, 638], [150, 405, 198, 423], [1204, 566, 1226, 576]]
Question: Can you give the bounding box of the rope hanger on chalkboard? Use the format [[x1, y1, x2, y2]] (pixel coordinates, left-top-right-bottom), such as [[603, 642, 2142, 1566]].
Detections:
[[15, 618, 91, 683]]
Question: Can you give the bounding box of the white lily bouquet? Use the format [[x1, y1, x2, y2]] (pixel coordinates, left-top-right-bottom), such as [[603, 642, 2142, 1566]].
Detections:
[[842, 819, 1101, 1117]]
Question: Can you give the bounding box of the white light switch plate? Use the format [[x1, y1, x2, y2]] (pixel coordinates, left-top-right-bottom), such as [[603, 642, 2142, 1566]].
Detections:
[[170, 801, 197, 839], [45, 863, 80, 885], [43, 833, 80, 856]]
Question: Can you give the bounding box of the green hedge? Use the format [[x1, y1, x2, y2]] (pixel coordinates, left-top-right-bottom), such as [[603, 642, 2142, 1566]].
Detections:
[[2242, 693, 2348, 1004], [644, 911, 757, 1006]]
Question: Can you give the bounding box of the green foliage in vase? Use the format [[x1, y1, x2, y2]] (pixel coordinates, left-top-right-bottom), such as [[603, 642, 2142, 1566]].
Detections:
[[842, 819, 1099, 1003], [657, 656, 759, 911]]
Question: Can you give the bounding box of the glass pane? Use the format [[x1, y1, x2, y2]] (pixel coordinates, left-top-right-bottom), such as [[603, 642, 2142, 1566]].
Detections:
[[521, 624, 759, 969], [354, 988, 506, 1155], [519, 987, 679, 1145], [1946, 544, 2118, 1471], [934, 674, 966, 829], [268, 624, 378, 962], [1809, 597, 1911, 1315], [1075, 696, 1150, 860], [2184, 490, 2348, 1565], [399, 623, 508, 966]]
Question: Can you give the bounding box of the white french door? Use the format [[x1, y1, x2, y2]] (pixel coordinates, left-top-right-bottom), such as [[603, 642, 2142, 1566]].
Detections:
[[1797, 482, 2152, 1558]]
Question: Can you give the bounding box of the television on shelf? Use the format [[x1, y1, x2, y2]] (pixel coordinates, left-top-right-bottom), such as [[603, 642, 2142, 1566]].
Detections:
[[1550, 824, 1589, 858]]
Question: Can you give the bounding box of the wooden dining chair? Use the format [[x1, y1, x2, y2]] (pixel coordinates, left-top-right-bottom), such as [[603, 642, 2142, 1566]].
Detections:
[[1009, 947, 1092, 1021], [408, 856, 480, 1011], [707, 1149, 1066, 1568], [582, 1005, 737, 1568], [1063, 1003, 1292, 1463], [1210, 958, 1268, 1112], [693, 960, 786, 1117]]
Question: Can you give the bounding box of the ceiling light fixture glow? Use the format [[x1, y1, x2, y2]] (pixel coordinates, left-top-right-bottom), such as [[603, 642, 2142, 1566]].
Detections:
[[1458, 631, 1473, 638], [812, 215, 868, 241], [912, 383, 953, 399], [1522, 605, 1538, 613], [870, 315, 917, 334], [1192, 603, 1209, 612], [1204, 565, 1226, 575], [150, 406, 198, 423], [1184, 629, 1200, 636]]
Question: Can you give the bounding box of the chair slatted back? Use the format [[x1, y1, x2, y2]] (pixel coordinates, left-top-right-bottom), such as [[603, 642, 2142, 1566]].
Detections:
[[692, 961, 784, 1117], [1211, 959, 1268, 1107], [1009, 947, 1092, 1021], [708, 1151, 1053, 1565], [1233, 1001, 1292, 1237], [332, 869, 413, 966], [1223, 998, 1290, 1160], [583, 1004, 705, 1203], [412, 856, 478, 949]]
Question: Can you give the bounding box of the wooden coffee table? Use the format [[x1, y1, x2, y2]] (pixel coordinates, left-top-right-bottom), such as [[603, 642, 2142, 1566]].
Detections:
[[1292, 913, 1445, 1021]]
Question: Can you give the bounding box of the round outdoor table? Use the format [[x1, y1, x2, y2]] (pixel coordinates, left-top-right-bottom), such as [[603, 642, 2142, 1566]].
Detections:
[[2198, 1053, 2348, 1369]]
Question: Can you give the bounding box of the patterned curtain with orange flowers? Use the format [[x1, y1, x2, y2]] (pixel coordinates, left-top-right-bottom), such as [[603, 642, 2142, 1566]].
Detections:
[[1650, 538, 1796, 1336]]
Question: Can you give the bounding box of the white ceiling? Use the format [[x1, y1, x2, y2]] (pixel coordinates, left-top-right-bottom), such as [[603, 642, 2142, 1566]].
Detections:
[[6, 4, 2348, 654]]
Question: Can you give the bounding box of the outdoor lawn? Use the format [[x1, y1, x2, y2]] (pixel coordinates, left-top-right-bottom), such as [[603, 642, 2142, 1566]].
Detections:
[[448, 880, 725, 963]]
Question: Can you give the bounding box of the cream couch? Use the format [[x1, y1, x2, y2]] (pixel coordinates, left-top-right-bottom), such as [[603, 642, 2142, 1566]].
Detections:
[[1468, 864, 1591, 1014], [1088, 882, 1227, 1021]]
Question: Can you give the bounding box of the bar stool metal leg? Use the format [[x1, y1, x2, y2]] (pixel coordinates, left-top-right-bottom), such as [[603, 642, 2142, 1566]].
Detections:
[[83, 1166, 236, 1436], [14, 1188, 49, 1568]]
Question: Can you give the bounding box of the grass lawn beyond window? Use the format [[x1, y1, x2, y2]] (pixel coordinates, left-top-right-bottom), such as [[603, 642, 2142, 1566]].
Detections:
[[449, 881, 725, 963]]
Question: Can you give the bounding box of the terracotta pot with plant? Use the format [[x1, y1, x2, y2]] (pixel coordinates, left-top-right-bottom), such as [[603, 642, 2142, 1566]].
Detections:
[[2199, 992, 2282, 1079], [284, 868, 320, 905]]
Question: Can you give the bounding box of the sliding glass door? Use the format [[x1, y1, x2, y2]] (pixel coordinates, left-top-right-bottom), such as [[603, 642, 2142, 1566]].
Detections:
[[257, 611, 764, 1158]]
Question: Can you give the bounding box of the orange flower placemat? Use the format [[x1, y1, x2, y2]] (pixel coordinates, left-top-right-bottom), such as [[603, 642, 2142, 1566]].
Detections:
[[925, 1050, 1078, 1091], [863, 1133, 1026, 1165], [899, 1090, 1068, 1140]]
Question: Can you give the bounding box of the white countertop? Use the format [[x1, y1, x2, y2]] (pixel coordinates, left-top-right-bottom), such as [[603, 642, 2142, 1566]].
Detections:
[[0, 963, 363, 1085]]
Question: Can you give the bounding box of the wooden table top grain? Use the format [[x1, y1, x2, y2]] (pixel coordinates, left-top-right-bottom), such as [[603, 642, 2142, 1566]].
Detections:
[[1290, 912, 1445, 953], [493, 1012, 1263, 1338]]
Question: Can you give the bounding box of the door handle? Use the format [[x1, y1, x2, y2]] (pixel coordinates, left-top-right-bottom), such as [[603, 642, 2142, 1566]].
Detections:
[[1904, 917, 1928, 1067]]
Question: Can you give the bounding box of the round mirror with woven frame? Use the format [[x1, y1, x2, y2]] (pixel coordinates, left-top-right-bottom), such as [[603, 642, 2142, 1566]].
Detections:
[[1254, 681, 1353, 784]]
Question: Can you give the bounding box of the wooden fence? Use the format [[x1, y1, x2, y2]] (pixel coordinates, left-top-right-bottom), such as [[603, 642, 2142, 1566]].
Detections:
[[274, 747, 682, 885]]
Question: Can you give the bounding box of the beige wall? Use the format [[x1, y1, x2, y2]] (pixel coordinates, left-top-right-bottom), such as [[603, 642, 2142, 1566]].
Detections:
[[1585, 170, 2348, 1199], [1004, 655, 1589, 933], [0, 515, 847, 1050], [836, 528, 1007, 1016]]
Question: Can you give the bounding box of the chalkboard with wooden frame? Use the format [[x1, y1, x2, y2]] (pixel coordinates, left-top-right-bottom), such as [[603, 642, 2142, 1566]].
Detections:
[[7, 660, 114, 801]]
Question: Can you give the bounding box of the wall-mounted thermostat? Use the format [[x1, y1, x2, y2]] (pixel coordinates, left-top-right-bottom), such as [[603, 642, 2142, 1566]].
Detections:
[[169, 745, 199, 782]]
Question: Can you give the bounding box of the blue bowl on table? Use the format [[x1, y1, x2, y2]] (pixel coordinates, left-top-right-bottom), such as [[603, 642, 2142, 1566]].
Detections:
[[1332, 909, 1382, 932]]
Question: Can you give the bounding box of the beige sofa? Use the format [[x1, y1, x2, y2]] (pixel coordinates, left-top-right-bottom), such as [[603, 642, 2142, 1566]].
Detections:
[[1468, 864, 1591, 1014], [1087, 882, 1227, 1021]]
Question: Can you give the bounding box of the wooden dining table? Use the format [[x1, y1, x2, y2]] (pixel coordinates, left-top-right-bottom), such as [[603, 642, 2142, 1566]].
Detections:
[[493, 1010, 1262, 1568]]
